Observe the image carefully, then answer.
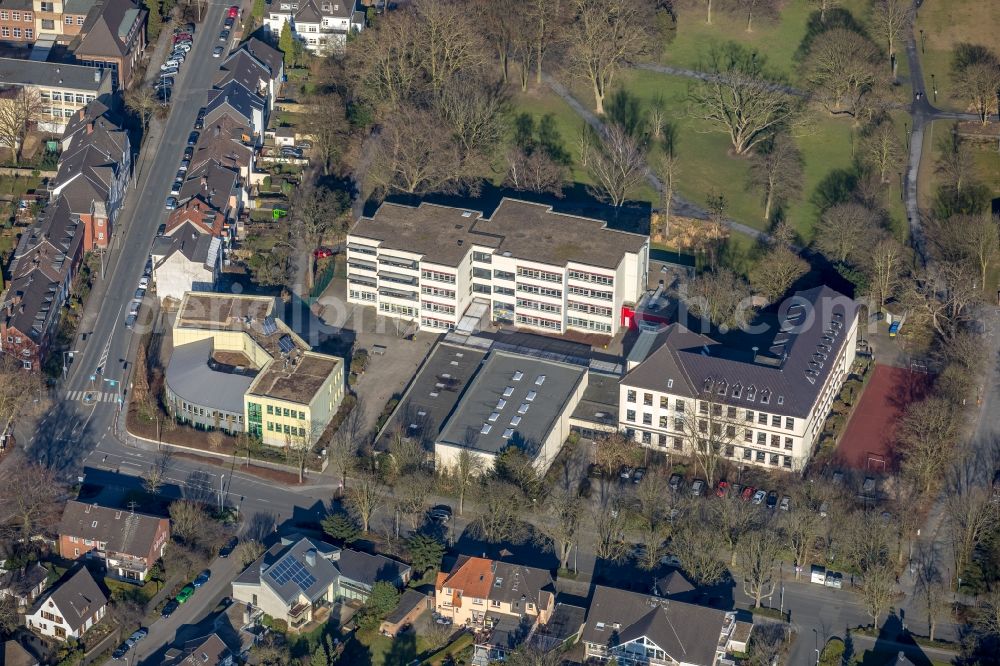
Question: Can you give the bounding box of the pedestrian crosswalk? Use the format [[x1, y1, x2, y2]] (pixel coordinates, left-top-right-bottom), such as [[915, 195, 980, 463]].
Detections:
[[64, 390, 121, 404]]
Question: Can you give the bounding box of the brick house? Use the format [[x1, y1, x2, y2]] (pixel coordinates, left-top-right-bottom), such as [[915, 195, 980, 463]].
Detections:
[[0, 0, 35, 44], [57, 501, 169, 582]]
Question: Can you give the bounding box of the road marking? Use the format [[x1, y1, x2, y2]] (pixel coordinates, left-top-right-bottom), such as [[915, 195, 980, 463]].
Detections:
[[64, 390, 119, 404]]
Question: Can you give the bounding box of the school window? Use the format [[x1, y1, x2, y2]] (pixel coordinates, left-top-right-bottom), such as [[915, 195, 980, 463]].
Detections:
[[744, 429, 753, 442], [642, 413, 652, 426], [24, 28, 31, 38], [727, 406, 737, 418], [771, 435, 780, 447], [745, 410, 753, 422], [626, 409, 636, 422], [77, 15, 83, 23], [643, 393, 653, 406], [784, 437, 793, 450], [64, 15, 73, 23], [758, 412, 767, 424], [641, 431, 651, 444], [0, 27, 8, 37], [299, 411, 305, 419], [743, 448, 752, 460], [756, 432, 766, 445], [0, 11, 8, 19], [267, 422, 274, 431], [771, 415, 781, 427], [626, 390, 636, 403], [267, 405, 273, 414], [660, 396, 668, 408], [675, 400, 685, 412], [283, 408, 290, 417], [785, 417, 794, 430], [657, 433, 667, 448], [673, 437, 683, 451], [12, 12, 20, 20], [659, 416, 668, 428]]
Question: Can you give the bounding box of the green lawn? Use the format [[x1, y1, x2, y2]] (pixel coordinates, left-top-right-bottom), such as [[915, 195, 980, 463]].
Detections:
[[338, 628, 436, 666]]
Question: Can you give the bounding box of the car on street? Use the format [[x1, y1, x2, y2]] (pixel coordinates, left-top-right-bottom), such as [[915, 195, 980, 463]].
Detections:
[[824, 572, 843, 589], [740, 485, 755, 502], [180, 158, 190, 170], [170, 179, 182, 195], [193, 569, 211, 588], [125, 313, 137, 329], [184, 22, 195, 32], [228, 5, 239, 17], [156, 223, 167, 236], [176, 584, 195, 603], [213, 45, 224, 57], [690, 479, 705, 496], [129, 628, 148, 643], [668, 473, 683, 492], [175, 169, 185, 181], [112, 640, 133, 659], [224, 16, 234, 28], [165, 196, 178, 210], [296, 140, 313, 149], [766, 491, 779, 509], [632, 467, 645, 484], [173, 42, 191, 52], [161, 599, 179, 618], [161, 60, 180, 70], [157, 76, 175, 87], [187, 131, 199, 145], [313, 247, 334, 259], [184, 146, 194, 159], [156, 87, 172, 103], [280, 146, 303, 158], [134, 288, 145, 300], [218, 29, 230, 41], [428, 505, 452, 523], [779, 495, 791, 511], [129, 300, 141, 316], [160, 66, 178, 76], [751, 489, 767, 505], [219, 536, 238, 558], [715, 480, 729, 497]]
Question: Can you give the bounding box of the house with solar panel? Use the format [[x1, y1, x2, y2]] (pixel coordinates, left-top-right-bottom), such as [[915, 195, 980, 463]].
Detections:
[[164, 292, 345, 447], [231, 535, 410, 630]]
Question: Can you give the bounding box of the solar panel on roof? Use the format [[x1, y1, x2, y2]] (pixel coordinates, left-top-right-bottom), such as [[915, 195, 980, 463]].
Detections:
[[278, 334, 295, 353], [262, 316, 278, 335], [267, 556, 317, 592]]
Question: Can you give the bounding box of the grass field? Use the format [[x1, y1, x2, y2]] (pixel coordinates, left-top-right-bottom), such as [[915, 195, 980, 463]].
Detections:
[[915, 0, 1000, 113]]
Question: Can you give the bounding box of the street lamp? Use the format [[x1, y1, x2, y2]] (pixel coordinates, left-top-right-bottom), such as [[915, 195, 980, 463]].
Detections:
[[919, 28, 925, 54], [930, 73, 937, 102], [219, 473, 226, 511], [898, 172, 904, 201]]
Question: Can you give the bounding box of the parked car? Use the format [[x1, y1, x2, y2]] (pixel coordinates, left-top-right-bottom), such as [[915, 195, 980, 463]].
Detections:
[[173, 34, 192, 44], [179, 159, 190, 171], [161, 60, 180, 70], [161, 599, 179, 618], [193, 569, 211, 588], [690, 479, 705, 496], [668, 473, 683, 492], [228, 5, 239, 17], [134, 288, 145, 300], [129, 300, 141, 316], [183, 146, 194, 159], [224, 16, 234, 28], [660, 554, 682, 567], [428, 505, 452, 523], [219, 536, 238, 558], [156, 223, 167, 236], [170, 180, 182, 196], [632, 467, 646, 484], [280, 146, 303, 158], [173, 42, 191, 52], [715, 480, 729, 498], [176, 584, 195, 603], [156, 87, 172, 103], [125, 313, 137, 329], [779, 495, 791, 511], [741, 486, 755, 502], [751, 489, 767, 505], [157, 76, 175, 87], [184, 22, 195, 32], [187, 131, 199, 145], [218, 29, 230, 41], [160, 66, 178, 76], [313, 247, 334, 259], [165, 196, 178, 210], [766, 491, 779, 509], [825, 572, 843, 589], [619, 466, 633, 480], [129, 629, 148, 643], [175, 169, 185, 181], [213, 45, 224, 57], [112, 641, 133, 659]]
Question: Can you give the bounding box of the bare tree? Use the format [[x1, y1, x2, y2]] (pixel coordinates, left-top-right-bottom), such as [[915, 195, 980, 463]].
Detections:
[[475, 0, 517, 84], [290, 182, 350, 292], [801, 28, 883, 119], [505, 148, 567, 196], [345, 471, 386, 533], [435, 73, 509, 161], [414, 0, 489, 94], [860, 561, 896, 626], [915, 560, 952, 641], [870, 0, 913, 77], [471, 478, 524, 543], [732, 0, 778, 32], [169, 500, 210, 543], [350, 10, 424, 111], [951, 56, 1000, 126], [678, 399, 745, 487], [866, 234, 905, 314], [584, 123, 647, 207], [682, 268, 756, 331], [944, 483, 996, 582], [896, 398, 958, 495], [329, 399, 363, 492], [593, 501, 628, 562], [860, 120, 903, 184], [124, 86, 157, 132], [453, 449, 485, 516], [654, 151, 680, 236], [0, 87, 42, 165], [672, 520, 728, 585], [781, 506, 822, 579], [0, 355, 44, 435], [739, 528, 782, 608], [959, 214, 1000, 291], [746, 133, 803, 221], [234, 539, 266, 567], [540, 487, 581, 571], [566, 0, 654, 115], [141, 450, 173, 495], [712, 495, 762, 566], [593, 430, 639, 478], [633, 474, 672, 570], [1, 463, 65, 540], [934, 128, 976, 195], [807, 0, 838, 23], [813, 202, 882, 264], [688, 45, 797, 155], [301, 93, 348, 175], [524, 0, 564, 86], [749, 245, 808, 303]]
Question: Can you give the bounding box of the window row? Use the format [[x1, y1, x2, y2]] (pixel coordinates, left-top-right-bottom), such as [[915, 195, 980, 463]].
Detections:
[[567, 300, 613, 317], [421, 284, 455, 299], [516, 283, 561, 298], [422, 300, 455, 315], [0, 11, 32, 20], [517, 297, 561, 314], [516, 313, 561, 331], [0, 27, 31, 37], [568, 269, 613, 286], [266, 405, 305, 419], [566, 316, 612, 333], [517, 266, 562, 283], [266, 422, 307, 437], [638, 431, 794, 468], [421, 269, 455, 284], [567, 285, 612, 301]]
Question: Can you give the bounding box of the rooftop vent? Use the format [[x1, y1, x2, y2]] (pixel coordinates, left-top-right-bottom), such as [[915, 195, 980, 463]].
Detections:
[[488, 412, 499, 422], [481, 423, 492, 434], [526, 390, 537, 402], [517, 403, 529, 414], [503, 386, 514, 397], [510, 416, 521, 426], [502, 428, 514, 439], [535, 375, 546, 386], [496, 399, 507, 410], [461, 211, 472, 218], [512, 371, 523, 381]]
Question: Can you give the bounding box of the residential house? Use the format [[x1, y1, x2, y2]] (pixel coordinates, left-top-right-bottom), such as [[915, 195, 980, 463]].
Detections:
[[346, 198, 649, 336], [0, 563, 48, 608], [618, 285, 858, 472], [0, 58, 111, 133], [264, 0, 362, 53], [24, 567, 107, 641], [0, 0, 35, 44], [150, 221, 222, 304], [582, 586, 750, 666], [204, 80, 265, 144], [32, 0, 93, 43], [379, 589, 429, 638], [177, 161, 240, 220], [190, 116, 254, 185], [162, 199, 226, 238], [71, 0, 146, 89], [435, 556, 554, 629], [2, 640, 39, 666], [232, 535, 410, 630], [57, 500, 170, 582], [162, 633, 234, 666], [238, 37, 282, 98], [50, 104, 131, 251], [166, 293, 345, 447], [215, 49, 275, 112]]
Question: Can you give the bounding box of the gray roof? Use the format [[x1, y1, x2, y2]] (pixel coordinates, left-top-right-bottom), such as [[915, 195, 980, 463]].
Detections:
[[383, 589, 427, 625], [0, 59, 108, 91], [74, 0, 145, 59], [621, 286, 857, 418], [336, 548, 409, 590], [204, 80, 264, 128], [214, 51, 269, 96], [489, 561, 554, 611], [437, 350, 586, 456], [164, 338, 254, 416], [58, 501, 166, 558], [569, 371, 619, 429], [40, 568, 107, 633], [653, 571, 695, 599], [2, 640, 38, 666], [0, 563, 47, 598], [238, 38, 282, 79], [152, 222, 216, 266], [178, 162, 238, 215], [351, 197, 648, 269], [582, 586, 727, 666]]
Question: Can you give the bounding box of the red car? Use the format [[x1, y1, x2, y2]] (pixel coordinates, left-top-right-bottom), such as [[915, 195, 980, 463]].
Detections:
[[227, 5, 240, 18], [173, 33, 192, 43], [313, 247, 334, 259], [715, 480, 729, 498], [741, 486, 755, 502]]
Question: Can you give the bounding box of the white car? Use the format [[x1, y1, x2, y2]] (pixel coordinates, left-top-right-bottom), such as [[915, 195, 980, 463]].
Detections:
[[751, 489, 767, 505], [138, 276, 149, 289]]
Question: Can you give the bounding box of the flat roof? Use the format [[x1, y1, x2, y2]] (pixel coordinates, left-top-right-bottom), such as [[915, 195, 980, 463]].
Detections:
[[176, 292, 309, 358], [165, 338, 254, 415], [437, 350, 586, 456], [0, 58, 107, 91], [569, 372, 620, 429], [351, 198, 648, 269], [377, 342, 487, 451], [248, 350, 341, 405]]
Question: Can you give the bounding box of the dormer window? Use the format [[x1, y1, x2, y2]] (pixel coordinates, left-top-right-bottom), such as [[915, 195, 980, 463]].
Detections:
[[746, 385, 756, 401], [760, 389, 771, 404], [716, 380, 727, 396], [732, 383, 742, 398]]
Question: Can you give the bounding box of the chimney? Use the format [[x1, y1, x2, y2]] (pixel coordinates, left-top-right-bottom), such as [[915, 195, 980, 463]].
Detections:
[[304, 549, 316, 567], [87, 121, 94, 135]]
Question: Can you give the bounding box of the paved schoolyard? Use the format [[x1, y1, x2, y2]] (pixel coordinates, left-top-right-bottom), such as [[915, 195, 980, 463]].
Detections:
[[836, 364, 933, 472]]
